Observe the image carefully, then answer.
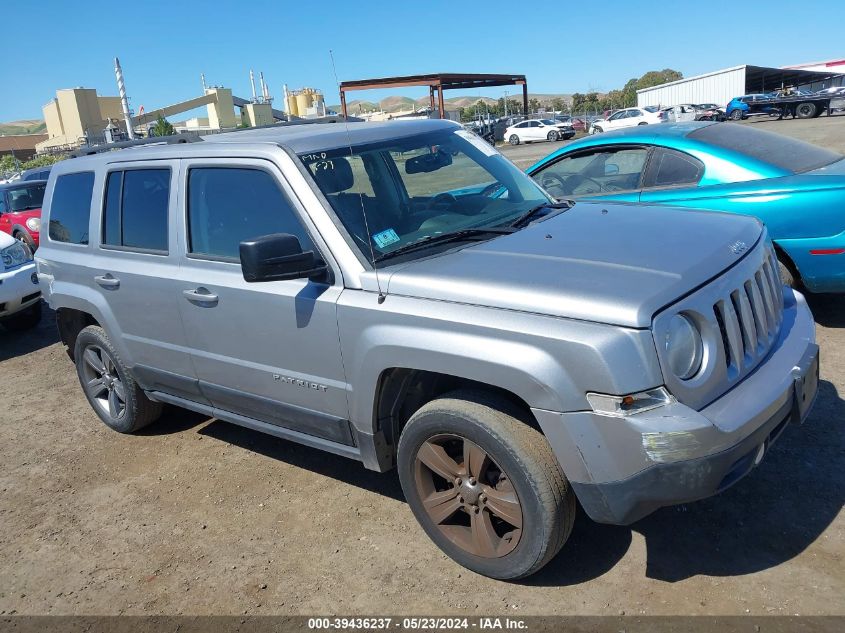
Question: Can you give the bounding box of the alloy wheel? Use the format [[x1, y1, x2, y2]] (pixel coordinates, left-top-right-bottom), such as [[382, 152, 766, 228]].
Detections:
[[80, 344, 127, 419], [414, 434, 523, 558]]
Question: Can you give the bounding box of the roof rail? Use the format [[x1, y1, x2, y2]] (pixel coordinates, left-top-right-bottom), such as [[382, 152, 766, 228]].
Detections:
[[69, 133, 203, 158], [214, 115, 365, 135]]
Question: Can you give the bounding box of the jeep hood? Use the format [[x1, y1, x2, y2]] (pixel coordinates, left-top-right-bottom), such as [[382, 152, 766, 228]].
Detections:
[[372, 201, 763, 328]]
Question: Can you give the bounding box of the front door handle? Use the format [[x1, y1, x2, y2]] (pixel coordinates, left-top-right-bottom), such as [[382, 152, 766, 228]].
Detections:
[[183, 288, 219, 306], [94, 274, 120, 289]]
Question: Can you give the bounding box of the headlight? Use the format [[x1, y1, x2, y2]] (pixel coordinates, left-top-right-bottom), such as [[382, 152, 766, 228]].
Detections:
[[1, 241, 33, 270], [26, 217, 41, 232], [664, 314, 703, 380], [586, 387, 674, 417]]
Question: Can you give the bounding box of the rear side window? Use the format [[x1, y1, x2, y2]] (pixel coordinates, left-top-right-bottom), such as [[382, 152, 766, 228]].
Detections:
[[646, 149, 704, 188], [688, 124, 841, 173], [102, 169, 170, 252], [187, 167, 315, 260], [49, 172, 94, 244]]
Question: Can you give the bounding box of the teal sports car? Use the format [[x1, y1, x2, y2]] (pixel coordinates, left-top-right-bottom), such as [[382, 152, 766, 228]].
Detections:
[[527, 122, 845, 293]]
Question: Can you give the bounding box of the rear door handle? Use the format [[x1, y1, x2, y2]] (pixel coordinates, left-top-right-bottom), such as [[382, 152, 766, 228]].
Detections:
[[183, 288, 219, 306], [94, 274, 120, 289]]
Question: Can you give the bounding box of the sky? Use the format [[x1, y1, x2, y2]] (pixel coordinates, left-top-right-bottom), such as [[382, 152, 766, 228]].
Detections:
[[2, 0, 844, 122]]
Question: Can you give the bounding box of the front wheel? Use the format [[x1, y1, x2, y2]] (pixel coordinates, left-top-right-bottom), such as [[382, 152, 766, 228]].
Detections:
[[508, 134, 520, 146], [14, 231, 36, 251], [729, 109, 743, 120], [777, 255, 798, 288], [591, 126, 603, 134], [547, 130, 559, 142], [397, 391, 575, 579]]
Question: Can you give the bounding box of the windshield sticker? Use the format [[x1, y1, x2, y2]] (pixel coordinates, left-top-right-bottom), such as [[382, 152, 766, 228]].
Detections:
[[454, 129, 498, 157], [372, 228, 400, 249]]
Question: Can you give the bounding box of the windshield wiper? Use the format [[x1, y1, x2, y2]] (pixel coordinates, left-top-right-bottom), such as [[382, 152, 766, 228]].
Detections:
[[373, 228, 515, 264], [508, 200, 574, 228]]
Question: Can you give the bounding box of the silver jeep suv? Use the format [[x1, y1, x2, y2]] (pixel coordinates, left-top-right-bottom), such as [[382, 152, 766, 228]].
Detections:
[[36, 119, 819, 579]]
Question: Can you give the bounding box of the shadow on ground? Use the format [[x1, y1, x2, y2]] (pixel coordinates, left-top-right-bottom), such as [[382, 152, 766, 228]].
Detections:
[[806, 293, 845, 328], [0, 303, 60, 362]]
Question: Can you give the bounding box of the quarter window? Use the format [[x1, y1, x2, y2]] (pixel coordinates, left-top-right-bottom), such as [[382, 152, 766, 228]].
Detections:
[[102, 169, 170, 252], [646, 149, 704, 188], [187, 167, 315, 260], [49, 172, 94, 244]]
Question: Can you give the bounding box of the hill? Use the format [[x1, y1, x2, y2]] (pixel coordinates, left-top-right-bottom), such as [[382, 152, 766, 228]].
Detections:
[[0, 119, 47, 136], [329, 92, 574, 113]]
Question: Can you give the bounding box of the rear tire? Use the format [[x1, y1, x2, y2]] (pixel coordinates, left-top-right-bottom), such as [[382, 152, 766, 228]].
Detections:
[[777, 255, 798, 289], [397, 391, 575, 580], [74, 325, 162, 433], [795, 102, 817, 119], [637, 121, 648, 125], [591, 126, 603, 134], [1, 301, 42, 332], [508, 134, 520, 146]]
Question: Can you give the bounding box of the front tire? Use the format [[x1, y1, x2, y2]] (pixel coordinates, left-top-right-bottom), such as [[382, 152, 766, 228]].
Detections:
[[591, 126, 603, 134], [397, 391, 575, 580], [547, 130, 559, 142], [14, 231, 36, 251], [74, 325, 162, 433], [777, 255, 798, 288], [730, 109, 743, 121], [508, 134, 520, 146]]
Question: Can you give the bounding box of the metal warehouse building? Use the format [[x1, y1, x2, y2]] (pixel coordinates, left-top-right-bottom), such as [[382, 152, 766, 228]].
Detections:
[[637, 62, 845, 108]]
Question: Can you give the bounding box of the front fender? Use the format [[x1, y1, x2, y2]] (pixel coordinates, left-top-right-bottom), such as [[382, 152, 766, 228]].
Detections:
[[337, 291, 663, 436]]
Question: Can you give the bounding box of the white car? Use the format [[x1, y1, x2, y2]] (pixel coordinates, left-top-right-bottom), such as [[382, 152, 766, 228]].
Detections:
[[0, 231, 41, 331], [505, 119, 575, 145], [590, 107, 665, 134]]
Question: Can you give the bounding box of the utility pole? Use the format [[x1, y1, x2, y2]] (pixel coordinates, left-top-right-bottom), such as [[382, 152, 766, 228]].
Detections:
[[114, 57, 136, 140]]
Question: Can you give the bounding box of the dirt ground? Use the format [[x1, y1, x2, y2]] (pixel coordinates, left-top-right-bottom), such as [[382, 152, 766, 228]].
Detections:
[[1, 119, 844, 617]]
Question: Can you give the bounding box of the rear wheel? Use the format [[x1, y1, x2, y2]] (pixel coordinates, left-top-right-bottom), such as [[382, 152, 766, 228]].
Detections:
[[795, 102, 817, 119], [637, 121, 648, 125], [591, 126, 603, 134], [397, 391, 575, 579], [74, 325, 162, 433], [547, 130, 559, 142], [777, 255, 798, 288], [508, 134, 520, 146], [730, 109, 743, 120]]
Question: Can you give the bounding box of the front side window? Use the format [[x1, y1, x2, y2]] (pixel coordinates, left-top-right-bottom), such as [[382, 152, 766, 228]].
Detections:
[[49, 172, 94, 244], [188, 167, 315, 260], [102, 169, 170, 251], [609, 111, 626, 121], [7, 183, 46, 212], [300, 128, 551, 263], [532, 147, 650, 198]]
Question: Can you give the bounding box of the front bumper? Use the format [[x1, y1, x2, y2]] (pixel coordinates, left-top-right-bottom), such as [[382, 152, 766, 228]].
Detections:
[[532, 287, 818, 525], [0, 262, 40, 318]]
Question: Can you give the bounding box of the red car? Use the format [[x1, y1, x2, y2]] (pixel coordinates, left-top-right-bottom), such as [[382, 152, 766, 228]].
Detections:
[[0, 180, 46, 250]]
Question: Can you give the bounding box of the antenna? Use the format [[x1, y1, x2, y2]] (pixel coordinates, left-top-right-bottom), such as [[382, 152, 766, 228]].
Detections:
[[329, 49, 386, 304]]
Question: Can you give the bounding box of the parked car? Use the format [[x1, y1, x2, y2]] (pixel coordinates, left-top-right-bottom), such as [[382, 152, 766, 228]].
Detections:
[[21, 166, 52, 181], [527, 121, 845, 292], [726, 94, 780, 120], [661, 104, 698, 122], [0, 179, 46, 250], [694, 103, 726, 121], [590, 107, 665, 134], [505, 118, 575, 145], [0, 231, 41, 331], [38, 119, 818, 580]]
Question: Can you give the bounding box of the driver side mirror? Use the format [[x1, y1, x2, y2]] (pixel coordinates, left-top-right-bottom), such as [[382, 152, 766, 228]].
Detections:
[[240, 233, 327, 283]]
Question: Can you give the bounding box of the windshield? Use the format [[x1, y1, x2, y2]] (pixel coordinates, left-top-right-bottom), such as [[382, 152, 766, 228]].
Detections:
[[7, 183, 46, 211], [300, 128, 553, 264], [688, 124, 842, 173], [643, 106, 660, 113], [540, 119, 557, 125]]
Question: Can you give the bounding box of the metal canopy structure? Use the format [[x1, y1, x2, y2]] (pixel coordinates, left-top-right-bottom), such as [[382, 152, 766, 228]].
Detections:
[[743, 65, 843, 92], [338, 73, 528, 119]]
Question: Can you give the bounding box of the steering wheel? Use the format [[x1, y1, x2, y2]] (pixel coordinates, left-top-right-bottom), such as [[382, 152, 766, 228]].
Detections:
[[539, 172, 569, 195], [428, 192, 457, 209], [563, 173, 603, 195]]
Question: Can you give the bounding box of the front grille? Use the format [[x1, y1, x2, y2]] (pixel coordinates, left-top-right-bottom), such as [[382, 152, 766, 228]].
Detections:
[[22, 291, 41, 304], [712, 250, 784, 378]]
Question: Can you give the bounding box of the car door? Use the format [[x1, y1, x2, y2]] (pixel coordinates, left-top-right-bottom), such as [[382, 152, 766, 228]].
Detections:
[[92, 161, 203, 402], [530, 145, 651, 202], [606, 110, 629, 130], [174, 158, 352, 445]]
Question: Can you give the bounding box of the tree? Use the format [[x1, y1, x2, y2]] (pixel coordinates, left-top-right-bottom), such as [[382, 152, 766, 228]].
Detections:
[[21, 153, 65, 169], [151, 115, 175, 137]]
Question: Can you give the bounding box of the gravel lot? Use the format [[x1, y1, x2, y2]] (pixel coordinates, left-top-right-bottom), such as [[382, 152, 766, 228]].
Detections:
[[1, 116, 843, 617]]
